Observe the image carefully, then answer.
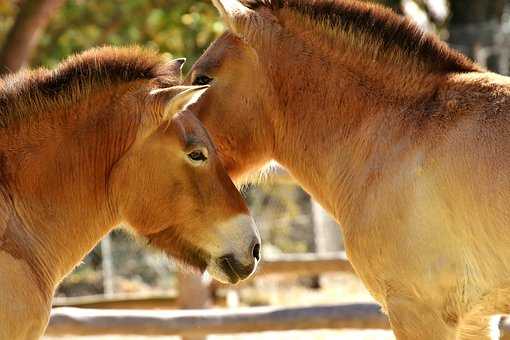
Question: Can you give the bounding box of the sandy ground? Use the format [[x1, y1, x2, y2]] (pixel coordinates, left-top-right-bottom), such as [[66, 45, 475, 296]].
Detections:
[[43, 273, 396, 340]]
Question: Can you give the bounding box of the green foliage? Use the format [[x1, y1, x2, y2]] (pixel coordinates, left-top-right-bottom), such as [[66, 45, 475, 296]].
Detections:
[[1, 0, 224, 70], [0, 1, 16, 40], [0, 0, 405, 71]]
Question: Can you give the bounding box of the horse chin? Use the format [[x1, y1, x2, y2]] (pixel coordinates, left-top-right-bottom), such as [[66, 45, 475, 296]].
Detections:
[[152, 242, 209, 275], [145, 229, 210, 274], [205, 259, 241, 284], [170, 247, 210, 272]]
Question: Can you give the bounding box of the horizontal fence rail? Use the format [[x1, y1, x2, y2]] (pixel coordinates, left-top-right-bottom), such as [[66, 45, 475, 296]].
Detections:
[[258, 252, 353, 276], [46, 304, 389, 336], [53, 292, 181, 309]]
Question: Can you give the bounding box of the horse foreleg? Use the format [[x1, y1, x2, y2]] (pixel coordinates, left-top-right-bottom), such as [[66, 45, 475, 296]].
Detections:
[[386, 296, 456, 340], [0, 251, 51, 340], [455, 283, 510, 340]]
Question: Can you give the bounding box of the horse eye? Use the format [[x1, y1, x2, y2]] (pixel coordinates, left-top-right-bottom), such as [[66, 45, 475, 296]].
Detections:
[[187, 150, 207, 162], [192, 75, 213, 86]]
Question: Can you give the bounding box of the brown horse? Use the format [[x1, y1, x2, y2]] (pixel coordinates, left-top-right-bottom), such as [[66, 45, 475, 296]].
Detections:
[[187, 0, 510, 338], [0, 46, 260, 339]]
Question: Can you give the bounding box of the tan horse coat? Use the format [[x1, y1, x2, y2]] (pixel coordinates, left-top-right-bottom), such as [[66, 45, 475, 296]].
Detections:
[[187, 0, 510, 338], [0, 47, 259, 339]]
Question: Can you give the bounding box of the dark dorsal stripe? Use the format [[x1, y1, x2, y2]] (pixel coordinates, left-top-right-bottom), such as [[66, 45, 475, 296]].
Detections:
[[242, 0, 480, 73], [0, 46, 176, 128]]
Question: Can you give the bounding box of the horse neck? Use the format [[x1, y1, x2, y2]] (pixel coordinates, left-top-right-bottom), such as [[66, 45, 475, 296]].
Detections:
[[265, 10, 447, 97], [0, 88, 138, 293], [260, 26, 446, 224]]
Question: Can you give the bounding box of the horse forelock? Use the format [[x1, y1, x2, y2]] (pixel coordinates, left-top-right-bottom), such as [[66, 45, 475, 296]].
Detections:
[[0, 46, 179, 128], [241, 0, 480, 74]]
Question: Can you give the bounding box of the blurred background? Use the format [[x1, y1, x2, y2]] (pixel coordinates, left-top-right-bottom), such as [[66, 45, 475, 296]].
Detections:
[[2, 0, 510, 74], [1, 0, 509, 339]]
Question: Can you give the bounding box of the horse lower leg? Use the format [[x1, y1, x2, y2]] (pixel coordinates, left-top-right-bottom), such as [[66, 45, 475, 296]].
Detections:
[[456, 315, 500, 340]]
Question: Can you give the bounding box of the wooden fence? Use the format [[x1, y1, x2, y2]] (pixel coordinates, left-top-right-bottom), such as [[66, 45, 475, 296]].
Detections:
[[46, 252, 365, 337], [46, 304, 388, 336]]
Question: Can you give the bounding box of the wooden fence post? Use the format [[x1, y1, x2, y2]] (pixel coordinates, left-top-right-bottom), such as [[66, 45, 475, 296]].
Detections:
[[177, 271, 211, 340], [100, 234, 114, 297], [311, 200, 343, 253], [311, 200, 343, 287]]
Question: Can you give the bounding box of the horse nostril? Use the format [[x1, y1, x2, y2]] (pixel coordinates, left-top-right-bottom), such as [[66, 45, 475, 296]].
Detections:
[[252, 242, 261, 261]]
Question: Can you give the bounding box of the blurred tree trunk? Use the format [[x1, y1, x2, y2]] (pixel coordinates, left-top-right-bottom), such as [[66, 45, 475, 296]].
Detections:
[[0, 0, 65, 75], [448, 0, 506, 70]]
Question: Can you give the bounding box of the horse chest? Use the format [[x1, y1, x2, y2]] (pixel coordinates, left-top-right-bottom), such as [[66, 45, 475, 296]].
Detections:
[[345, 223, 460, 301], [343, 180, 508, 313]]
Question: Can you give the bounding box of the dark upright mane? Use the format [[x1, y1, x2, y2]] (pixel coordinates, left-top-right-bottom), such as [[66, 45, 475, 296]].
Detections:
[[0, 46, 177, 128], [242, 0, 480, 73]]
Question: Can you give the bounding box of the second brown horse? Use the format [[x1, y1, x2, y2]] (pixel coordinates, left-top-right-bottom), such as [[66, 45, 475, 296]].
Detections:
[[187, 0, 510, 338]]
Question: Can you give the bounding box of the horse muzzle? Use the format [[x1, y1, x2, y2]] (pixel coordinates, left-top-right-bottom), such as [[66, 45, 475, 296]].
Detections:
[[205, 215, 261, 284]]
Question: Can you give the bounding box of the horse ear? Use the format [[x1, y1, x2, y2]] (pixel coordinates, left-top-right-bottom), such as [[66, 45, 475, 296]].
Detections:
[[155, 58, 186, 85], [151, 85, 209, 119], [212, 0, 276, 37], [163, 58, 186, 76]]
